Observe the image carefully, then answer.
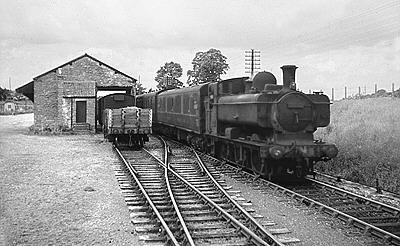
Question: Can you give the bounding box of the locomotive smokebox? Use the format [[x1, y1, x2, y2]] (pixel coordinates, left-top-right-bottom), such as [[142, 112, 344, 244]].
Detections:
[[281, 65, 298, 88]]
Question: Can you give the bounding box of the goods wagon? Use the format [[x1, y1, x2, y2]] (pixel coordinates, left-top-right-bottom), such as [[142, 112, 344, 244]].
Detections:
[[97, 93, 135, 126], [103, 106, 152, 148]]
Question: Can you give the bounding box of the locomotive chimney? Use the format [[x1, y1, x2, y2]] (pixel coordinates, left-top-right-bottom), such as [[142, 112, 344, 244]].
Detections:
[[281, 65, 298, 89]]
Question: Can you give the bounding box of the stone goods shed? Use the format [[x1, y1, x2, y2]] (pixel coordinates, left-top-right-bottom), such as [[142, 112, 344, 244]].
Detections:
[[16, 54, 136, 132]]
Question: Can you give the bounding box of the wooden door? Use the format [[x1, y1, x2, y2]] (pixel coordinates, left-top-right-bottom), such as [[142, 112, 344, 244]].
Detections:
[[76, 101, 87, 123]]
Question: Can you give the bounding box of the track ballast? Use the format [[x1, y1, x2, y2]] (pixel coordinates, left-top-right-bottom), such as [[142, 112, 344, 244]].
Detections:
[[113, 136, 295, 246]]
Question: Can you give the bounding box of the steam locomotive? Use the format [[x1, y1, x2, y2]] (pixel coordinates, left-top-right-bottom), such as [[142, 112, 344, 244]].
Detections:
[[136, 65, 338, 180]]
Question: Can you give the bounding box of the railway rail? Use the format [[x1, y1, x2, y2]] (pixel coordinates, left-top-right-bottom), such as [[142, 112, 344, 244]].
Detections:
[[113, 136, 289, 245], [312, 171, 400, 209], [201, 154, 400, 246]]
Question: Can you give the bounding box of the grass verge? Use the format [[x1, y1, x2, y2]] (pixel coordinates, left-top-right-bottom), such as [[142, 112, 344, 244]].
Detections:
[[315, 97, 400, 193]]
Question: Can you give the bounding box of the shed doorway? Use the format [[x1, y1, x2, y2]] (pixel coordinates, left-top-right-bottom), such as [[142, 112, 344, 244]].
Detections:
[[76, 101, 87, 123]]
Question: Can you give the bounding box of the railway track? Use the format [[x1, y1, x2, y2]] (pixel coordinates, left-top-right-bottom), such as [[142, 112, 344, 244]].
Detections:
[[201, 154, 400, 246], [312, 171, 400, 209], [112, 136, 290, 246]]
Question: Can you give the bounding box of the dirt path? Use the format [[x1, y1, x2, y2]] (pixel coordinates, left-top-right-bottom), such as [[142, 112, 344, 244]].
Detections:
[[0, 114, 141, 245]]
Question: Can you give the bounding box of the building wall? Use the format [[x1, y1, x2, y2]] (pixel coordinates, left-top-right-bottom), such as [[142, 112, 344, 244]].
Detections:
[[56, 57, 133, 87], [33, 56, 134, 132], [34, 73, 58, 130]]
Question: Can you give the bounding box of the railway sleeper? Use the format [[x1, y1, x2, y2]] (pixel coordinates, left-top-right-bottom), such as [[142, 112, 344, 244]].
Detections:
[[127, 205, 152, 213], [188, 221, 229, 230], [175, 198, 226, 205], [184, 215, 227, 223], [194, 238, 252, 246], [187, 186, 220, 193], [170, 170, 199, 176], [137, 233, 166, 244], [137, 224, 184, 235], [133, 166, 161, 170], [145, 194, 172, 200], [178, 203, 232, 211], [175, 184, 217, 191], [135, 173, 163, 178], [181, 209, 230, 217], [138, 182, 165, 187], [142, 187, 168, 193], [170, 166, 198, 171], [172, 188, 219, 195], [138, 174, 164, 179], [169, 179, 211, 186], [191, 226, 244, 236], [129, 210, 156, 218], [174, 193, 222, 200]]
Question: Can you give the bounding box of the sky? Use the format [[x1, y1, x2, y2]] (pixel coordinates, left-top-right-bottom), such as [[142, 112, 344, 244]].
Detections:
[[0, 0, 399, 99]]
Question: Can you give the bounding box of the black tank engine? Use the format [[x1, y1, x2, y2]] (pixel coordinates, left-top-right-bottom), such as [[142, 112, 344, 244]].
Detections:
[[137, 65, 338, 180]]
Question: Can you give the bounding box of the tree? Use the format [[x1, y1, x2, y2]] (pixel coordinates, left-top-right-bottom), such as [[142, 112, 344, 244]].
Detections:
[[187, 48, 229, 85], [0, 86, 11, 101], [134, 81, 146, 95], [155, 62, 183, 90]]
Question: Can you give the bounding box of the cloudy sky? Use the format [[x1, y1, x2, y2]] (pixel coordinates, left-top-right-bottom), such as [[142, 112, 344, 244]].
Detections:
[[0, 0, 399, 99]]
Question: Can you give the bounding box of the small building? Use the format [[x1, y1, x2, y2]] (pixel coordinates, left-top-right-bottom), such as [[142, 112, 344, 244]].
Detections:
[[0, 99, 34, 114], [16, 54, 136, 132], [0, 100, 16, 114]]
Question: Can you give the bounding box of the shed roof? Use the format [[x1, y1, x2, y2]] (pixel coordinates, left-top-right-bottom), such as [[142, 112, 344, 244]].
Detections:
[[16, 81, 34, 102], [33, 53, 136, 82], [16, 54, 136, 102]]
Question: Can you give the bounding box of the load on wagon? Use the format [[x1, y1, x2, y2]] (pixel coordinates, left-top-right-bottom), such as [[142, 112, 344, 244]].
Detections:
[[103, 106, 152, 148]]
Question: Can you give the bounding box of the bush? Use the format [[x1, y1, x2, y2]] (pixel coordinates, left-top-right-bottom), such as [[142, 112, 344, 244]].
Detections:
[[28, 124, 74, 135]]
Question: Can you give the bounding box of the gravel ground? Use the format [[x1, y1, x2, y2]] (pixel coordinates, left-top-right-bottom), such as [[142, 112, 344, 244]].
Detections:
[[222, 174, 386, 246], [0, 114, 141, 246]]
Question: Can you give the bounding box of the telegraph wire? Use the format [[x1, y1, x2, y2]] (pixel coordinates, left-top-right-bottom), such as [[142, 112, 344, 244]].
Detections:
[[265, 1, 399, 51]]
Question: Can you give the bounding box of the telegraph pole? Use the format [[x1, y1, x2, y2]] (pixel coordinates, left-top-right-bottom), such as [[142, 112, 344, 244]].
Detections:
[[245, 49, 260, 79]]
